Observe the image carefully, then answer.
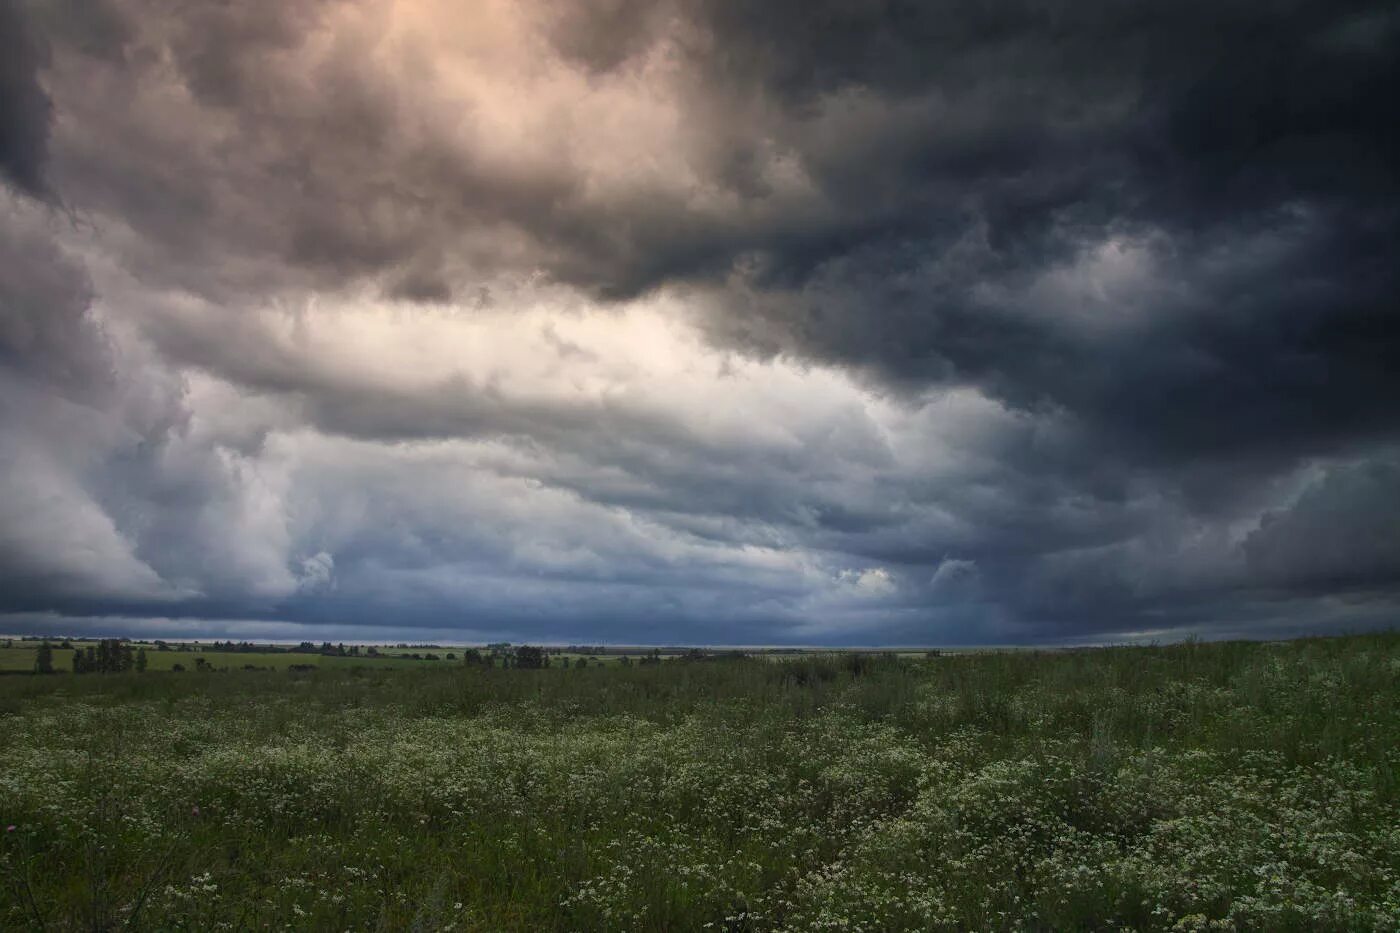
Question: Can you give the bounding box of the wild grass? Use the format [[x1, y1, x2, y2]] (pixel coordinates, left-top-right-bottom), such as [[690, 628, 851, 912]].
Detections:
[[2, 633, 1398, 930]]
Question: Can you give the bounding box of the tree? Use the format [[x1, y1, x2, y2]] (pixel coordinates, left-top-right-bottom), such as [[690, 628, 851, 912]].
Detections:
[[515, 645, 546, 669], [68, 639, 135, 674], [135, 648, 148, 672], [34, 642, 54, 674]]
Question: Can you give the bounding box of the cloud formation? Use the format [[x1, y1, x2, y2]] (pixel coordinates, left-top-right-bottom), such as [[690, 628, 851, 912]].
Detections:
[[0, 0, 1396, 644], [0, 0, 53, 197]]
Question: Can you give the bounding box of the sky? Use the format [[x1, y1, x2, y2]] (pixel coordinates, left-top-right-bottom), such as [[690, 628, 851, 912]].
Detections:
[[0, 0, 1397, 646]]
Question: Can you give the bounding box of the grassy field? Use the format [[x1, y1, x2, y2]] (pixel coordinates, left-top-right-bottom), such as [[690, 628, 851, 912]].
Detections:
[[0, 646, 436, 673], [2, 634, 1398, 930], [0, 645, 686, 672]]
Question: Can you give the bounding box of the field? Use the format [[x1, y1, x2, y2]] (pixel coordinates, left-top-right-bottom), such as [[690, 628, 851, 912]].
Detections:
[[0, 646, 434, 674], [0, 645, 683, 673], [2, 634, 1399, 930]]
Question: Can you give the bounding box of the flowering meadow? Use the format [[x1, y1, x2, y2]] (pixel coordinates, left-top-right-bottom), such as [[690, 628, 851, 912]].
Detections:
[[2, 634, 1398, 931]]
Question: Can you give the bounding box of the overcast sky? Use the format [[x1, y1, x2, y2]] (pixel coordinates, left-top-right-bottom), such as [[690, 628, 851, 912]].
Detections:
[[1, 0, 1397, 645]]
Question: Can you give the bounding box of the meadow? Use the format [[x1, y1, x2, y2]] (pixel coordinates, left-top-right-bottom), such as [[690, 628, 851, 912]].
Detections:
[[2, 633, 1398, 930]]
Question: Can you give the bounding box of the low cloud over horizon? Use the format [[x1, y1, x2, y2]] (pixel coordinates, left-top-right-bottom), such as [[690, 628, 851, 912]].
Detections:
[[1, 0, 1397, 645]]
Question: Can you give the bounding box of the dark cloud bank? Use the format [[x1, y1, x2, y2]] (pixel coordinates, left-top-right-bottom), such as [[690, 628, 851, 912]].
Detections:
[[0, 0, 1397, 644]]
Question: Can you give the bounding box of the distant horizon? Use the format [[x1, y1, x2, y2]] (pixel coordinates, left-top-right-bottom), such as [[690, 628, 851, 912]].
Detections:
[[7, 625, 1395, 652]]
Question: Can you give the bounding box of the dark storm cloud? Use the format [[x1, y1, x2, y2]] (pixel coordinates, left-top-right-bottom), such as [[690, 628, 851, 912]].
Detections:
[[0, 203, 110, 397], [39, 0, 1395, 455], [675, 0, 1400, 442], [0, 0, 53, 197], [1, 0, 1397, 643], [1244, 457, 1400, 593], [0, 202, 163, 607], [0, 201, 305, 620]]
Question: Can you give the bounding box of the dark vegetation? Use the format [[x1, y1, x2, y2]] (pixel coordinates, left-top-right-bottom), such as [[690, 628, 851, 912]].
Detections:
[[1, 633, 1398, 930]]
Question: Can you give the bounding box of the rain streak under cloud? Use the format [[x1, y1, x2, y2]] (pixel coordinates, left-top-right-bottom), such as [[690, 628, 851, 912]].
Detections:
[[1, 0, 1397, 644]]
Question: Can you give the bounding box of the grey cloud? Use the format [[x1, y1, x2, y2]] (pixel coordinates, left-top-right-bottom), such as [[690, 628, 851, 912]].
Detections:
[[21, 259, 1387, 642], [0, 201, 300, 617], [929, 558, 980, 599], [29, 0, 133, 63], [1244, 456, 1400, 593], [26, 0, 1399, 317], [0, 200, 111, 398], [0, 0, 53, 197], [545, 0, 667, 73]]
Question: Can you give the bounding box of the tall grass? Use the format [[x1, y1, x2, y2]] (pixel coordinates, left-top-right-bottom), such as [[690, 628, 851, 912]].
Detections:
[[2, 633, 1398, 930]]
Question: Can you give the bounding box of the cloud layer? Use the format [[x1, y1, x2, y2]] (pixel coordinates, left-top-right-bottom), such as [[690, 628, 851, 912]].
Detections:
[[1, 0, 1397, 643]]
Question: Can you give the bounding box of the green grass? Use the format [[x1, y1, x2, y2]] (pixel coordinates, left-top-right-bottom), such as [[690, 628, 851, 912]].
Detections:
[[2, 633, 1398, 930]]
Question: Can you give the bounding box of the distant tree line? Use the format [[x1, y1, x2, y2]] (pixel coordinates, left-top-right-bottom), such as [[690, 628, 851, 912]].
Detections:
[[291, 641, 364, 656], [460, 645, 549, 668], [24, 638, 772, 678], [33, 639, 151, 675], [449, 646, 754, 670], [72, 639, 148, 674]]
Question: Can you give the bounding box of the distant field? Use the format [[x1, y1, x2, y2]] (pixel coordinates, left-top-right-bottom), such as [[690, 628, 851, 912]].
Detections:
[[0, 645, 685, 672], [3, 634, 1399, 930], [0, 644, 712, 674], [0, 646, 437, 672], [0, 645, 921, 671], [549, 653, 682, 666]]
